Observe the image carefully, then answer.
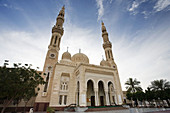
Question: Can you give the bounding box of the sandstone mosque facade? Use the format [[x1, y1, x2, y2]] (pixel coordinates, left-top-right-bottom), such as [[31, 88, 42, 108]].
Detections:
[[34, 6, 123, 111]]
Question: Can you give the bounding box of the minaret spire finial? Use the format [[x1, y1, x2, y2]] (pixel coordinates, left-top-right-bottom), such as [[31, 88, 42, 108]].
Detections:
[[101, 20, 104, 25], [57, 5, 65, 18], [102, 55, 104, 60], [79, 49, 81, 53], [67, 47, 69, 52], [62, 5, 65, 10]]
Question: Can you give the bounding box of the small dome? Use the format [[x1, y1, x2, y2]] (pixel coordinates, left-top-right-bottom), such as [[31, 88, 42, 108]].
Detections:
[[71, 53, 89, 64], [100, 59, 110, 67], [62, 51, 71, 60], [100, 59, 106, 66]]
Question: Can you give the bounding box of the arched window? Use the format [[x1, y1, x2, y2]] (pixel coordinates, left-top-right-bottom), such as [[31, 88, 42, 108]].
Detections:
[[64, 95, 67, 105], [63, 85, 65, 90], [54, 36, 57, 44], [43, 72, 50, 92], [59, 95, 62, 105], [60, 82, 68, 90], [60, 84, 62, 90], [108, 51, 110, 59], [66, 83, 68, 90]]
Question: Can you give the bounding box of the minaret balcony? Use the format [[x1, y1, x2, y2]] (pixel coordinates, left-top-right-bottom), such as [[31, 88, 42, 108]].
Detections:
[[52, 26, 64, 35], [57, 16, 64, 22], [102, 32, 108, 37], [103, 41, 112, 49]]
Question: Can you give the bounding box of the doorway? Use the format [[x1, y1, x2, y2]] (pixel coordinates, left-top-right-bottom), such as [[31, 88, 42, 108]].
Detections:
[[100, 96, 104, 106], [98, 81, 105, 106], [91, 96, 95, 106], [86, 80, 95, 106]]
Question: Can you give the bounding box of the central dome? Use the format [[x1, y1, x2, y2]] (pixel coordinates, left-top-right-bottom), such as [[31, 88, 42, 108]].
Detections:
[[71, 53, 89, 64]]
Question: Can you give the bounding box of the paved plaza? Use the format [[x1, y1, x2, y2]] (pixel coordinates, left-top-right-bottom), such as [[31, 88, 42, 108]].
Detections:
[[34, 108, 170, 113]]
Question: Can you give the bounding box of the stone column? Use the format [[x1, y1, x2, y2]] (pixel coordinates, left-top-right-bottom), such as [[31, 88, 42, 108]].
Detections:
[[105, 90, 110, 106], [79, 90, 87, 106], [62, 95, 65, 105], [110, 92, 115, 105], [94, 88, 99, 106]]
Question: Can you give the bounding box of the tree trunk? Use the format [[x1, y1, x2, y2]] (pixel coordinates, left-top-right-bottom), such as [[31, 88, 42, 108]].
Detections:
[[15, 103, 19, 112], [131, 97, 133, 107], [24, 101, 28, 113], [1, 107, 6, 113], [143, 100, 146, 107], [1, 99, 13, 113]]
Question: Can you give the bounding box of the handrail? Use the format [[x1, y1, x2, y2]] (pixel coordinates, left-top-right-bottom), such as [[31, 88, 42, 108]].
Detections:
[[67, 103, 76, 107], [64, 103, 76, 111]]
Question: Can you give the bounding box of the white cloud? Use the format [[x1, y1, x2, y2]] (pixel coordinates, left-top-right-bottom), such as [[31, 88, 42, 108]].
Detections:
[[128, 0, 146, 15], [128, 0, 170, 17], [113, 26, 170, 90], [1, 0, 170, 91], [59, 23, 103, 65], [0, 31, 49, 70], [0, 23, 103, 71], [1, 23, 170, 91], [96, 0, 104, 20], [128, 1, 139, 12], [0, 3, 22, 11], [154, 0, 170, 12]]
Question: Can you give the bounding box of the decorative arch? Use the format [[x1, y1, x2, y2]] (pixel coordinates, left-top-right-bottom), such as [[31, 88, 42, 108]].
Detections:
[[97, 79, 106, 91], [107, 81, 114, 91], [85, 78, 95, 89], [107, 81, 115, 105], [86, 80, 95, 106], [98, 80, 106, 106]]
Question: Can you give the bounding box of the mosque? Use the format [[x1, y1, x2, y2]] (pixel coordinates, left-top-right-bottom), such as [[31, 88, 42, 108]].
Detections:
[[34, 6, 123, 111]]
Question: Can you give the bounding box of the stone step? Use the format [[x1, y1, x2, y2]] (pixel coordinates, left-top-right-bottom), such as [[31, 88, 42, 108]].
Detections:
[[85, 106, 127, 112]]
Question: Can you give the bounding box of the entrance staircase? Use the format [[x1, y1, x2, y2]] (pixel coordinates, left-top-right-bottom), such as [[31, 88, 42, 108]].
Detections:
[[85, 105, 127, 112], [64, 104, 76, 112]]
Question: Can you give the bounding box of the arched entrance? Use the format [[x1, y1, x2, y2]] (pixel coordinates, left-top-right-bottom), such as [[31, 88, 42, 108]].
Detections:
[[86, 80, 95, 106], [108, 81, 115, 105], [98, 81, 105, 106]]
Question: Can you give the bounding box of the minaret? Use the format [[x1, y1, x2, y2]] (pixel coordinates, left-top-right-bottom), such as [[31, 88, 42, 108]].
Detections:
[[101, 21, 117, 68], [49, 6, 65, 53], [43, 6, 65, 92]]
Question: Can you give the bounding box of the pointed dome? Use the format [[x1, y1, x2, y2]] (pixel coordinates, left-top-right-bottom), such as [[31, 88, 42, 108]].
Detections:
[[100, 59, 106, 66], [62, 51, 71, 60], [100, 59, 111, 67], [58, 5, 65, 16], [71, 53, 89, 64], [102, 21, 106, 32]]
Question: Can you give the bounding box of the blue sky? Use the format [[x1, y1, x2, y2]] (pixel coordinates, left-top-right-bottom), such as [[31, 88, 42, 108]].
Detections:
[[0, 0, 170, 90]]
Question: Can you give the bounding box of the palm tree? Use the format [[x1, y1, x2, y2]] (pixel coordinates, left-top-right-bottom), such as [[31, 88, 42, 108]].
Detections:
[[150, 79, 170, 91], [150, 79, 170, 107], [125, 78, 142, 93]]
